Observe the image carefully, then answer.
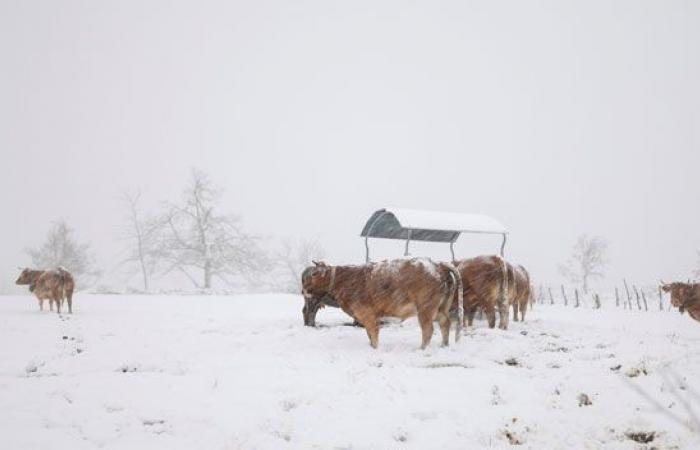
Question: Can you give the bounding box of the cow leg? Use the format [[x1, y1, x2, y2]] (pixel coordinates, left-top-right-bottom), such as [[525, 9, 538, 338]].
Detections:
[[466, 306, 477, 327], [436, 311, 450, 347], [498, 303, 509, 330], [363, 321, 379, 349], [512, 301, 519, 322], [485, 304, 496, 328], [67, 293, 73, 314], [519, 300, 527, 322], [355, 310, 379, 348], [55, 297, 61, 314], [49, 299, 54, 312], [38, 298, 43, 311], [417, 310, 435, 350]]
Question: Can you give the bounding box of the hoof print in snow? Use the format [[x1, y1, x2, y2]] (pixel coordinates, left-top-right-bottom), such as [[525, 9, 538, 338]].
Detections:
[[502, 429, 524, 445], [610, 364, 622, 371], [504, 357, 520, 367], [491, 385, 503, 405], [62, 336, 68, 340], [118, 365, 138, 373], [392, 429, 408, 443], [625, 430, 655, 444], [280, 399, 298, 412], [577, 393, 592, 407], [520, 330, 528, 336], [142, 419, 167, 434], [25, 361, 43, 375], [625, 366, 648, 378]]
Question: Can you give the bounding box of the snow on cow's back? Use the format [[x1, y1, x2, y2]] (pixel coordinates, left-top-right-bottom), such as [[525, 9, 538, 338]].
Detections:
[[371, 257, 441, 281]]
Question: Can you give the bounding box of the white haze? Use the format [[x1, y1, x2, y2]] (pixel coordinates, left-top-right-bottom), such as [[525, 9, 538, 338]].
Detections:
[[1, 0, 699, 293]]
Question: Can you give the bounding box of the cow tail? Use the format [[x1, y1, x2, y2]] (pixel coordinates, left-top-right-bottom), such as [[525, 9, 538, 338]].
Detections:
[[57, 267, 67, 306], [499, 256, 509, 330], [445, 263, 464, 342]]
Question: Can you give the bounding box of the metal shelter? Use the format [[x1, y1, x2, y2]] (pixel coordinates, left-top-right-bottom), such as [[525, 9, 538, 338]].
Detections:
[[360, 207, 508, 262]]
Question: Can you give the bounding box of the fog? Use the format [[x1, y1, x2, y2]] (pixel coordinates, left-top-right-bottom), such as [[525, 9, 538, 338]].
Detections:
[[1, 0, 699, 294]]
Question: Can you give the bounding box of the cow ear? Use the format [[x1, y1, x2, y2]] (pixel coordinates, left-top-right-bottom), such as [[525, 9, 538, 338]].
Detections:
[[312, 260, 320, 267]]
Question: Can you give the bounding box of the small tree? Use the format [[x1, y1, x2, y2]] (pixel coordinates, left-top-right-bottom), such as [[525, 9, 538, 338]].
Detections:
[[159, 169, 266, 289], [26, 220, 98, 286], [120, 190, 162, 291], [558, 234, 608, 294], [276, 237, 326, 293]]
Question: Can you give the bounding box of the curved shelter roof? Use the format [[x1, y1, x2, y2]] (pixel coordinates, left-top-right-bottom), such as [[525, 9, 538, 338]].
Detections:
[[360, 207, 508, 261], [361, 208, 508, 241]]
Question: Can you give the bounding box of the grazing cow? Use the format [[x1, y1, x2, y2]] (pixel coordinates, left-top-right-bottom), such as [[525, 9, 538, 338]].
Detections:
[[455, 255, 510, 330], [508, 264, 532, 322], [301, 258, 463, 349], [661, 281, 700, 323], [15, 267, 75, 314]]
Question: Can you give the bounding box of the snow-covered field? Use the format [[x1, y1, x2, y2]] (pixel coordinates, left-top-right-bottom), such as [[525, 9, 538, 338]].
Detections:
[[1, 294, 700, 449]]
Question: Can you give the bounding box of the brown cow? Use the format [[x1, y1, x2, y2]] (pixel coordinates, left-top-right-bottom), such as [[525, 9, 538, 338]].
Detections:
[[15, 267, 75, 314], [455, 255, 510, 330], [508, 264, 532, 322], [302, 258, 463, 349], [661, 281, 700, 323]]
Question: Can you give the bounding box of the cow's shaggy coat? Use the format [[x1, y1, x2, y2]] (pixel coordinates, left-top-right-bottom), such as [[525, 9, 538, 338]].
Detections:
[[662, 282, 700, 324], [15, 267, 75, 314], [302, 258, 463, 349], [455, 255, 511, 330]]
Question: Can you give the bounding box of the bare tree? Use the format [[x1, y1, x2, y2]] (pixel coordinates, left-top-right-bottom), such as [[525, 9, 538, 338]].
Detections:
[[558, 234, 609, 294], [120, 190, 162, 291], [159, 169, 266, 289], [276, 237, 326, 293], [26, 220, 98, 286]]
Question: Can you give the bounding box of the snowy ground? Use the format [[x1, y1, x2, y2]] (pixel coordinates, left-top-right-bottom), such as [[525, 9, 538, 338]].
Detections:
[[1, 294, 700, 449]]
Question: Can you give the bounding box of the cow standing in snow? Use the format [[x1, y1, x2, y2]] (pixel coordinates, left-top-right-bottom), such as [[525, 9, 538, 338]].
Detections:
[[301, 258, 463, 349], [661, 281, 700, 324], [15, 267, 75, 314], [508, 264, 532, 322], [455, 255, 511, 330]]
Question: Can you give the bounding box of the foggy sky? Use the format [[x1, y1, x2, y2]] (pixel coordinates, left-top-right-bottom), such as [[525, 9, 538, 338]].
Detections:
[[1, 0, 699, 293]]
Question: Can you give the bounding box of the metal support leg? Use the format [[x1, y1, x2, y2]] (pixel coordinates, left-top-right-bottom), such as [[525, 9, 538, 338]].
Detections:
[[500, 233, 507, 258], [404, 229, 412, 257]]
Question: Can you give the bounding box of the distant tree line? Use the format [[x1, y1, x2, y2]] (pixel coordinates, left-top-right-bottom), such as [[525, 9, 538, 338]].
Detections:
[[24, 169, 324, 293]]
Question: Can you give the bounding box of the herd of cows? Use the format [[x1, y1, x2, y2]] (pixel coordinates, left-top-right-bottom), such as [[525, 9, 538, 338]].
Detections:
[[301, 255, 700, 349], [11, 258, 700, 349], [301, 255, 531, 349]]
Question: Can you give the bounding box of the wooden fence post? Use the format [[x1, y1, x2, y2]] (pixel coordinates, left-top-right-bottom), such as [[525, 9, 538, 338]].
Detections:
[[574, 289, 580, 308], [561, 285, 568, 306], [633, 285, 642, 310], [623, 279, 632, 309], [594, 293, 601, 309]]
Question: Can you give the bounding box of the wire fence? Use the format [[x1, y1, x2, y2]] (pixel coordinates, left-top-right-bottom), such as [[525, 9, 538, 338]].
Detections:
[[532, 279, 672, 312]]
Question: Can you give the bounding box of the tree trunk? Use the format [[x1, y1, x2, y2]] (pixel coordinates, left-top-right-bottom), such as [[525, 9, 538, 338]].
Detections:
[[204, 260, 212, 289]]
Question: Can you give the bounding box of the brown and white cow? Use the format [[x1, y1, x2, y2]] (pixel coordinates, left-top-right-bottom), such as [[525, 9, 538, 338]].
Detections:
[[455, 255, 510, 330], [508, 264, 532, 322], [15, 267, 75, 314], [661, 281, 700, 323], [301, 258, 463, 349]]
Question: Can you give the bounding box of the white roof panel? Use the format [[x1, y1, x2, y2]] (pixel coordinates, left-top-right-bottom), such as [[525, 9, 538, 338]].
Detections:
[[387, 207, 508, 234]]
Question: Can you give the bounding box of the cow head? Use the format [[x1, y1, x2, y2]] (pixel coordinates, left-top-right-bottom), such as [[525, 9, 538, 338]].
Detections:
[[301, 262, 334, 326], [15, 268, 39, 285], [661, 281, 693, 313]]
